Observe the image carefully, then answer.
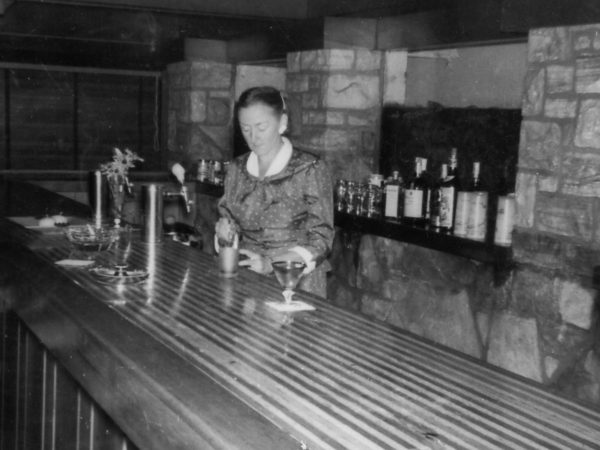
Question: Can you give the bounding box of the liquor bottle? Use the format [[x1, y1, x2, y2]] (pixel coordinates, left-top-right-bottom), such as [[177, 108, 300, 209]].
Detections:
[[440, 148, 460, 232], [384, 170, 402, 220], [429, 164, 447, 230], [420, 158, 432, 222], [403, 157, 427, 226], [466, 161, 488, 241]]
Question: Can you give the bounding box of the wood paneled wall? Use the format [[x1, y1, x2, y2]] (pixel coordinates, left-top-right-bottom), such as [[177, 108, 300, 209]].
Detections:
[[0, 312, 137, 450], [0, 66, 162, 172]]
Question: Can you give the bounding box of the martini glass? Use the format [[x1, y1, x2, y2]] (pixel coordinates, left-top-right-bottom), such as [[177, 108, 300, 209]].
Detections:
[[272, 260, 306, 303]]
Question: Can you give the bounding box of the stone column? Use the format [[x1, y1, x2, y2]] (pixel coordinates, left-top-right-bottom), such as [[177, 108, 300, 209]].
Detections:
[[285, 49, 383, 180], [166, 61, 235, 163]]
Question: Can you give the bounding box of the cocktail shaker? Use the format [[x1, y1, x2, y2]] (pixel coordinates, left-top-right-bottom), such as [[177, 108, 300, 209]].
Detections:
[[143, 184, 163, 244]]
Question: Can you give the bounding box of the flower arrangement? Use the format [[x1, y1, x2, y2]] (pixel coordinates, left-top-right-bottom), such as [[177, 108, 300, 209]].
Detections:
[[215, 218, 239, 248], [99, 148, 144, 226], [99, 147, 144, 187]]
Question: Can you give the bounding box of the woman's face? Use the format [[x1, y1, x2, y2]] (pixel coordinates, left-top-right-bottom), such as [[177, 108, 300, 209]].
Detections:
[[238, 103, 287, 158]]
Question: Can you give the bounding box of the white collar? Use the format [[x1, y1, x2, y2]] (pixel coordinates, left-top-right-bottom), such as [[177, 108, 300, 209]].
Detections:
[[246, 137, 293, 178]]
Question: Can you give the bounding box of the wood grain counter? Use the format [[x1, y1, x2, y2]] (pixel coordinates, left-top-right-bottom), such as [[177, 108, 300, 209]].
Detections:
[[1, 225, 599, 449], [1, 179, 599, 449]]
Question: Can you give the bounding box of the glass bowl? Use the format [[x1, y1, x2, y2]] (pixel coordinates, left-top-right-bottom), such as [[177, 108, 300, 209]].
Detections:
[[64, 225, 119, 252]]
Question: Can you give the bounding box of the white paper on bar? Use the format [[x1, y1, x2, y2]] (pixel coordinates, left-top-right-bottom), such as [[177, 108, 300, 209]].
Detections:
[[55, 259, 95, 267], [265, 300, 316, 312]]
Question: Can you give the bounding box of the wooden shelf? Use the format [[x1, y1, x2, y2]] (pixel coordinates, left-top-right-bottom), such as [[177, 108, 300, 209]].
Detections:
[[334, 212, 513, 267]]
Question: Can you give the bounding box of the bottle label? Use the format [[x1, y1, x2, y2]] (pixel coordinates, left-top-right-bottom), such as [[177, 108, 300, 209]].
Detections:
[[453, 192, 470, 236], [384, 185, 399, 218], [440, 186, 455, 228], [494, 195, 515, 246], [404, 189, 424, 218], [466, 192, 488, 241]]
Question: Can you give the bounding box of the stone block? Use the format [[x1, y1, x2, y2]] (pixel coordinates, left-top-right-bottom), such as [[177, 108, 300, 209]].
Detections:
[[561, 153, 600, 197], [324, 74, 380, 109], [190, 62, 232, 89], [361, 293, 393, 321], [403, 285, 482, 358], [572, 27, 600, 56], [326, 151, 373, 181], [361, 131, 376, 153], [518, 120, 561, 171], [354, 49, 382, 71], [515, 172, 537, 228], [512, 230, 564, 269], [189, 124, 232, 160], [301, 49, 355, 72], [535, 193, 594, 240], [575, 99, 600, 148], [511, 267, 560, 320], [559, 280, 595, 329], [302, 93, 320, 109], [327, 276, 359, 311], [522, 68, 545, 117], [546, 65, 574, 93], [325, 111, 345, 125], [302, 128, 362, 153], [383, 50, 407, 105], [302, 110, 326, 126], [528, 27, 570, 63], [544, 98, 577, 118], [399, 244, 479, 289], [206, 97, 230, 126], [544, 356, 560, 380], [308, 75, 322, 90], [190, 91, 207, 123], [287, 52, 302, 73], [209, 90, 231, 98], [476, 312, 491, 348], [538, 175, 559, 192], [357, 234, 383, 292], [576, 57, 600, 93], [487, 312, 543, 382], [167, 62, 191, 89], [347, 110, 377, 127], [287, 74, 309, 93], [176, 93, 191, 123]]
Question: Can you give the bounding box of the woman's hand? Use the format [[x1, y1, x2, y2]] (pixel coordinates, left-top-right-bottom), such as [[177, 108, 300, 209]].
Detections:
[[238, 249, 273, 274]]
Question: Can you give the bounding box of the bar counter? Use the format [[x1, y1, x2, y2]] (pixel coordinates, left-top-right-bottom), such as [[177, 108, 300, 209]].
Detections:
[[1, 179, 600, 449]]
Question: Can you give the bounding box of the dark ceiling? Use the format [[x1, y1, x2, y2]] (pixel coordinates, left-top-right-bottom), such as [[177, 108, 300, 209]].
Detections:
[[0, 0, 599, 70]]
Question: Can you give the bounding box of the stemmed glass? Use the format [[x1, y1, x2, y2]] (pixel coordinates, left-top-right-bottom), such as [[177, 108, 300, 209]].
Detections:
[[271, 260, 306, 303]]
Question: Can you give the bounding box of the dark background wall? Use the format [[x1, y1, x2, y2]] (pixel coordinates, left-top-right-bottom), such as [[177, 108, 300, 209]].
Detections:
[[0, 66, 162, 171]]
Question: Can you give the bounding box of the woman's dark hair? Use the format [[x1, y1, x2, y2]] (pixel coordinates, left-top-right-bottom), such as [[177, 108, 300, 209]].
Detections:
[[237, 86, 286, 116]]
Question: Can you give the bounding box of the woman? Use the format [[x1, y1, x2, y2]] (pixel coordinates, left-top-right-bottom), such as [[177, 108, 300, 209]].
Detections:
[[216, 86, 334, 297]]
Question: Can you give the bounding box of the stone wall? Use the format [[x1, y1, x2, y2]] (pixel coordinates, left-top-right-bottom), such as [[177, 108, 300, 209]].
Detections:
[[327, 26, 600, 410], [166, 61, 235, 163], [285, 48, 384, 180]]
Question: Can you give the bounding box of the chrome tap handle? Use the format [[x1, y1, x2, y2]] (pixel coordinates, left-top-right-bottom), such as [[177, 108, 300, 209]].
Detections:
[[180, 185, 191, 214]]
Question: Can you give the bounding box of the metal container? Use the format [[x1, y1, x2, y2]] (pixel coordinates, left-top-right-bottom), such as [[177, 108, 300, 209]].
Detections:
[[142, 184, 163, 244], [197, 159, 209, 182], [212, 160, 223, 185], [345, 181, 357, 214], [334, 179, 347, 212]]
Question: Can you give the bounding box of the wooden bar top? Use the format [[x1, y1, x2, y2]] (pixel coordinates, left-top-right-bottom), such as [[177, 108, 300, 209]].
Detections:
[[1, 228, 598, 449], [1, 178, 600, 449]]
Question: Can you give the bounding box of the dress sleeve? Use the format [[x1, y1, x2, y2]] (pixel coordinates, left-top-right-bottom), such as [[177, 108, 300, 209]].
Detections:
[[294, 159, 334, 265], [217, 159, 240, 222]]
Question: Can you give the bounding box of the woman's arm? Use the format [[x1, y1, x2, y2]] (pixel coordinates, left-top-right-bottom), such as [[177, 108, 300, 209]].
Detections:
[[288, 159, 334, 268]]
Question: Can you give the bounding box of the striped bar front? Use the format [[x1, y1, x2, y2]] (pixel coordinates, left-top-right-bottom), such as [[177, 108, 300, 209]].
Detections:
[[39, 239, 600, 450]]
